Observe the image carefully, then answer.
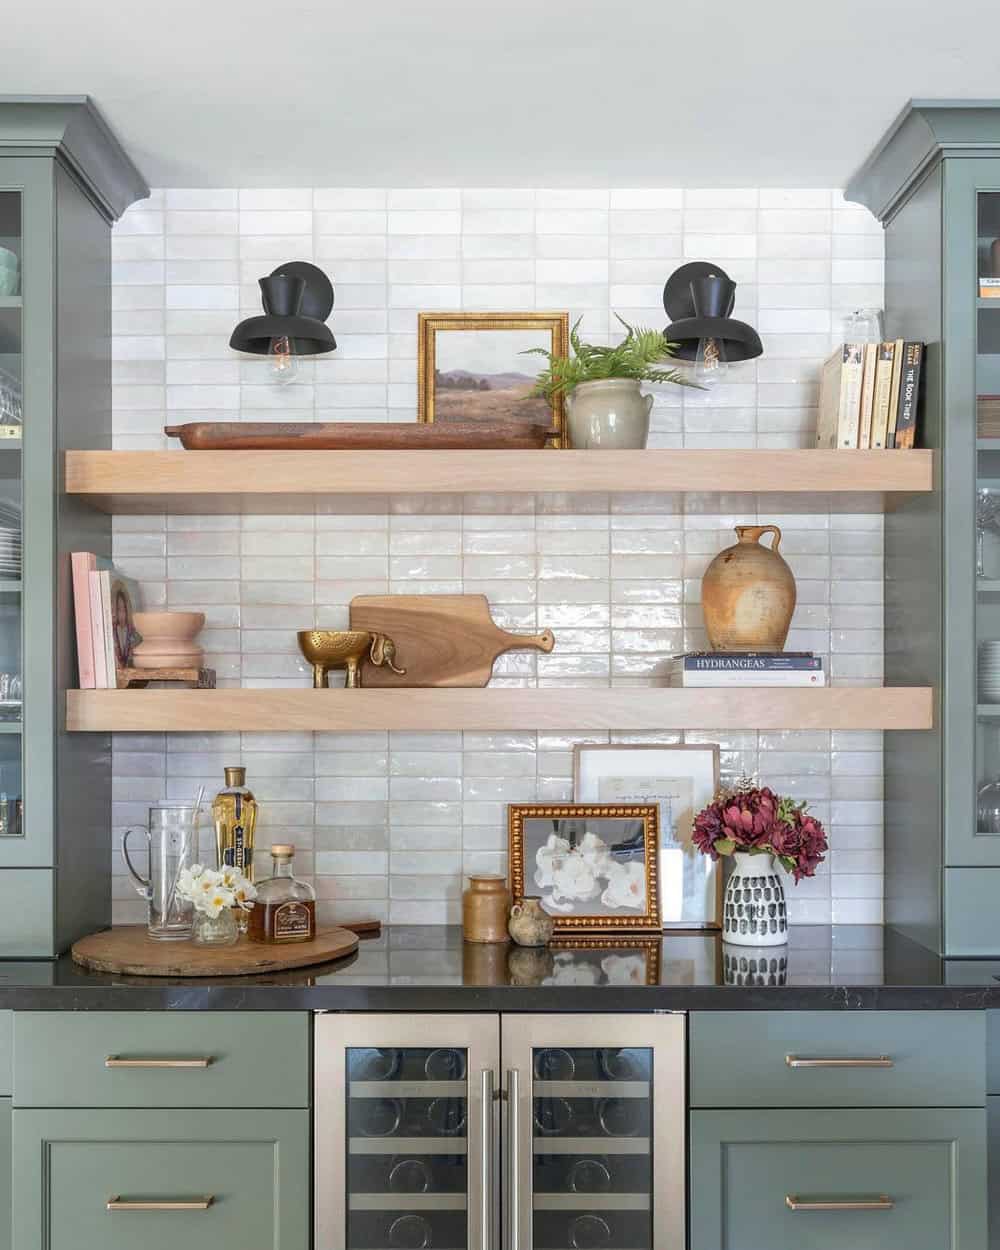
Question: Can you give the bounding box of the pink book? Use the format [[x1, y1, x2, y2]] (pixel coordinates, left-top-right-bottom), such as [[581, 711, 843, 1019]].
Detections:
[[88, 569, 108, 688], [70, 552, 97, 689]]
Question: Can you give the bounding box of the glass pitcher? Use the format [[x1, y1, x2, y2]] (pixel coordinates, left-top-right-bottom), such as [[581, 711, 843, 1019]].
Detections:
[[122, 803, 199, 940]]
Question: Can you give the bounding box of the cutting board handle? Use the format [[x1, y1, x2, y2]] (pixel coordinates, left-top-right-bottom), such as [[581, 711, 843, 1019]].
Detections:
[[500, 628, 555, 655]]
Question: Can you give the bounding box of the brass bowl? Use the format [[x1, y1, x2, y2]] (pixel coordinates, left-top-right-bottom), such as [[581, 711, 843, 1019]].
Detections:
[[298, 630, 374, 689]]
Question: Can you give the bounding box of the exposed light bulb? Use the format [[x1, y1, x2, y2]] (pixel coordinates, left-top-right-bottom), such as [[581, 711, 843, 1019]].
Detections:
[[268, 335, 299, 385], [693, 337, 729, 388]]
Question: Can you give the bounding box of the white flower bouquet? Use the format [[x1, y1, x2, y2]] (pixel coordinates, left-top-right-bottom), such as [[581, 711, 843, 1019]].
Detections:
[[176, 863, 257, 917]]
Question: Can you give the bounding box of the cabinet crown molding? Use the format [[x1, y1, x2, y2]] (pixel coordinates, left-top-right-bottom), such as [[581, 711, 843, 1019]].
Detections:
[[0, 95, 148, 221]]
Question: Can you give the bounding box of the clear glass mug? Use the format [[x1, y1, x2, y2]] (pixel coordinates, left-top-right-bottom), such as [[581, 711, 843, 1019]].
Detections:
[[122, 803, 199, 940]]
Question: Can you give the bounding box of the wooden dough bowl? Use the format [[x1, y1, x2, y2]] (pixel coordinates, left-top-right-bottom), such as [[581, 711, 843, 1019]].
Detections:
[[71, 924, 359, 977]]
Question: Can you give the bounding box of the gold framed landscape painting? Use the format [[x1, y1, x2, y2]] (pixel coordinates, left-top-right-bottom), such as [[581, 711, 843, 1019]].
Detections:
[[417, 311, 569, 445], [508, 803, 661, 934]]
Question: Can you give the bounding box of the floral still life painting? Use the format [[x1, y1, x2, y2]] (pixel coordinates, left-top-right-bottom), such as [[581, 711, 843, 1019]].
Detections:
[[508, 804, 661, 934]]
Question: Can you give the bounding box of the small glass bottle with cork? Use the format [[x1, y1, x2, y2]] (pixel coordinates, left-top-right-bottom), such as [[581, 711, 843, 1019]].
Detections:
[[248, 844, 316, 944]]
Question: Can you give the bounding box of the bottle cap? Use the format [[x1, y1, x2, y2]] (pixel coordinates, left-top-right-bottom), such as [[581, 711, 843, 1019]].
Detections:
[[224, 766, 246, 786], [271, 843, 295, 858]]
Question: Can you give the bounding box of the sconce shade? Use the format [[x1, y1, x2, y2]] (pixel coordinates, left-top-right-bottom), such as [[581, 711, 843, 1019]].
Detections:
[[662, 261, 762, 362], [229, 261, 336, 355]]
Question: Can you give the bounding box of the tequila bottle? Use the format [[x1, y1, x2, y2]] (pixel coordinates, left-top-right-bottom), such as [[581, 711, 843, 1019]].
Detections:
[[212, 766, 257, 881]]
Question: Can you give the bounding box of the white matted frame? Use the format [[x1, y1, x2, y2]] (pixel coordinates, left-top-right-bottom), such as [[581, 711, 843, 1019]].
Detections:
[[573, 743, 721, 930]]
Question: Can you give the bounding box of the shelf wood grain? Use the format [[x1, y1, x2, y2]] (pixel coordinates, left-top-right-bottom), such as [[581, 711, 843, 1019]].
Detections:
[[66, 687, 934, 733], [64, 448, 935, 513]]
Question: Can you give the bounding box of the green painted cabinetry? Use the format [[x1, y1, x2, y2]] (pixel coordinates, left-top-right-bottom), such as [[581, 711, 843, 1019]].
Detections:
[[0, 100, 145, 957], [11, 1107, 309, 1250], [690, 1107, 987, 1250], [690, 1010, 985, 1107], [847, 103, 1000, 956], [13, 1010, 309, 1108]]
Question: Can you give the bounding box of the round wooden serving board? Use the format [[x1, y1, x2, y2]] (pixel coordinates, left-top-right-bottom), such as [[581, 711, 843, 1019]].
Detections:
[[71, 924, 359, 977]]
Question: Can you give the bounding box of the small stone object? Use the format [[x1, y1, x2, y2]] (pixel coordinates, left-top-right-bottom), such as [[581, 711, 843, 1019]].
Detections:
[[508, 899, 555, 947]]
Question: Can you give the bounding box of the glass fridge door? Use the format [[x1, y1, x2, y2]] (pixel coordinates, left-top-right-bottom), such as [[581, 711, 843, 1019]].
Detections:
[[316, 1013, 500, 1250], [501, 1014, 685, 1250], [0, 188, 22, 839]]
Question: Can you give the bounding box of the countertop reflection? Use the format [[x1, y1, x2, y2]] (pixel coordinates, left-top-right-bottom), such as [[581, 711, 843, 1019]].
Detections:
[[1, 925, 1000, 1010]]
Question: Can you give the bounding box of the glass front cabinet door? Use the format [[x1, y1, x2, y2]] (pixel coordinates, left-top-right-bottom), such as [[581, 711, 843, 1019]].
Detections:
[[315, 1013, 686, 1250]]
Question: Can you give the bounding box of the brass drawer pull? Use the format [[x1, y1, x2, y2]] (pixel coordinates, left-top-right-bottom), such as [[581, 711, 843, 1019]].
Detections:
[[107, 1196, 214, 1211], [786, 1194, 894, 1212], [105, 1056, 214, 1069], [785, 1055, 893, 1069]]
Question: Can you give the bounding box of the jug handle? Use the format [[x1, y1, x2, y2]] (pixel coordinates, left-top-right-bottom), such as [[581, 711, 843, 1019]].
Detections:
[[121, 828, 152, 900], [643, 393, 654, 417], [737, 523, 782, 552], [509, 903, 523, 918]]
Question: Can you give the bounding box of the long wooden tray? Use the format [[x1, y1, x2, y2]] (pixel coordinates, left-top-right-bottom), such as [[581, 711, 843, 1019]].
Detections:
[[164, 421, 553, 450], [71, 925, 359, 977]]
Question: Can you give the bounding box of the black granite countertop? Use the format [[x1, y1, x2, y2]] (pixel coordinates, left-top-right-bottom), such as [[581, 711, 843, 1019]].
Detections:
[[1, 926, 1000, 1011]]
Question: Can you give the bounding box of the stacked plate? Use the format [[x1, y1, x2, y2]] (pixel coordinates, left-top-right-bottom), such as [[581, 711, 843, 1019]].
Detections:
[[980, 640, 1000, 703], [0, 501, 20, 579]]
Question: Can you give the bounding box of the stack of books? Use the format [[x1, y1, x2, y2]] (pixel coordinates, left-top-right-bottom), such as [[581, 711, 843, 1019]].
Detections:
[[70, 552, 141, 689], [668, 652, 825, 687], [816, 340, 923, 451]]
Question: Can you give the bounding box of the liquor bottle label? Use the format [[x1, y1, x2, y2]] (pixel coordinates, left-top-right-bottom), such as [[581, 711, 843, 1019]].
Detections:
[[233, 824, 244, 870], [274, 901, 313, 941]]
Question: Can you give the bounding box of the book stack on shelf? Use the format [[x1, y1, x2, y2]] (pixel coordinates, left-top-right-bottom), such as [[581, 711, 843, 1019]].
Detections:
[[70, 552, 141, 690], [668, 652, 826, 688], [816, 340, 923, 451]]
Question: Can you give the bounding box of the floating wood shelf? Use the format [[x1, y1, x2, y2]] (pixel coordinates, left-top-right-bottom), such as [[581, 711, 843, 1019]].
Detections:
[[64, 449, 935, 514], [66, 687, 934, 734]]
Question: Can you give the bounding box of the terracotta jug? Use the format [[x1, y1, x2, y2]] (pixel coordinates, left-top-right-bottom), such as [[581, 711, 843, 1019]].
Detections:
[[701, 525, 796, 653]]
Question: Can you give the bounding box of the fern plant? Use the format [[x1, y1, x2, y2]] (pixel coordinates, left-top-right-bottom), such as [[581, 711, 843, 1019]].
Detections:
[[525, 314, 699, 401]]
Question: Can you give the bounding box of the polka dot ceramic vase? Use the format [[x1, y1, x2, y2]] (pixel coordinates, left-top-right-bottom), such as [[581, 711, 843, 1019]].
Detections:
[[723, 852, 788, 946]]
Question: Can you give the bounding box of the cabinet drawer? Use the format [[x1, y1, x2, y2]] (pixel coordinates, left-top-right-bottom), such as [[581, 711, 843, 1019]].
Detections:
[[689, 1011, 984, 1107], [12, 1108, 308, 1250], [13, 1011, 309, 1108], [690, 1107, 987, 1250]]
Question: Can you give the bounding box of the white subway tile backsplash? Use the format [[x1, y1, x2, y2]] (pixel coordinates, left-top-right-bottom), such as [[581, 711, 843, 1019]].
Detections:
[[110, 181, 886, 925]]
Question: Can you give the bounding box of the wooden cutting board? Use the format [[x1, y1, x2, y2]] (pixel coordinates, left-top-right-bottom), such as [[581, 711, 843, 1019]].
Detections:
[[350, 594, 555, 687], [71, 925, 359, 977]]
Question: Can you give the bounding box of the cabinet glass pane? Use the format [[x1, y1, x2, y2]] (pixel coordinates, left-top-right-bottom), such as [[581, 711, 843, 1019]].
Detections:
[[531, 1047, 652, 1250], [0, 192, 20, 840], [978, 192, 1000, 838], [345, 1046, 469, 1250]]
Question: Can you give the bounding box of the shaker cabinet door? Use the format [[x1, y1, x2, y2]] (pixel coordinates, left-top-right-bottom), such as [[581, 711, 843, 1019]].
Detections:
[[11, 1107, 309, 1250], [689, 1107, 987, 1250]]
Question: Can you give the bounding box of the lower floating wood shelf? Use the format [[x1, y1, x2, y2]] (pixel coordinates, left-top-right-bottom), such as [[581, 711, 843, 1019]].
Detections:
[[66, 687, 934, 733]]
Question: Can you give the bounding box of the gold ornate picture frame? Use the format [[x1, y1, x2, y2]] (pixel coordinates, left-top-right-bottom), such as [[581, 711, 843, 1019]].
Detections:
[[508, 803, 661, 934], [417, 311, 569, 445]]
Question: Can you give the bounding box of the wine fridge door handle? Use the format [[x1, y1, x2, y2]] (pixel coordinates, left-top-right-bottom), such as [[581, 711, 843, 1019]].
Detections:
[[506, 1068, 521, 1250], [480, 1068, 494, 1250]]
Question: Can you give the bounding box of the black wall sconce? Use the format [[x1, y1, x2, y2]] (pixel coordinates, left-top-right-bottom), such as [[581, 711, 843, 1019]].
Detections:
[[662, 262, 762, 387], [230, 261, 336, 385]]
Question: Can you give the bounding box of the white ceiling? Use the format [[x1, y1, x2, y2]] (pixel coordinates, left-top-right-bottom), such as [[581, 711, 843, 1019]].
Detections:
[[5, 0, 1000, 188]]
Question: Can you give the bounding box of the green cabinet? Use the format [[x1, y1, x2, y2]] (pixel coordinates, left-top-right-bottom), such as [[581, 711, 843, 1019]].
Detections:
[[11, 1107, 309, 1250], [848, 103, 1000, 955], [690, 1107, 987, 1250], [13, 1010, 310, 1108], [689, 1010, 985, 1108], [0, 100, 145, 956]]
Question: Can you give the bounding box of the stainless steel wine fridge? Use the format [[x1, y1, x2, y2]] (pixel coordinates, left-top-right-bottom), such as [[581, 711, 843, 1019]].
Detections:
[[315, 1013, 686, 1250]]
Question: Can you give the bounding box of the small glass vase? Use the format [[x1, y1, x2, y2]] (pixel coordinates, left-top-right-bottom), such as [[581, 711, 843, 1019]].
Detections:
[[192, 907, 240, 947]]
